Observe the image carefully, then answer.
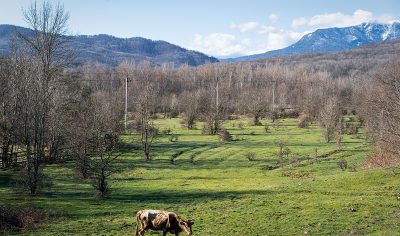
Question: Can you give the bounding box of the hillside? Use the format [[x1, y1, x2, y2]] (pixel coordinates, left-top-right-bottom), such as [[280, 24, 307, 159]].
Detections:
[[0, 24, 218, 67], [248, 40, 400, 78], [225, 22, 400, 62]]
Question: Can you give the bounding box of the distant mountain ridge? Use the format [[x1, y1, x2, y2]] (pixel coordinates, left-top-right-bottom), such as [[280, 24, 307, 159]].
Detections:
[[224, 22, 400, 62], [0, 24, 218, 67]]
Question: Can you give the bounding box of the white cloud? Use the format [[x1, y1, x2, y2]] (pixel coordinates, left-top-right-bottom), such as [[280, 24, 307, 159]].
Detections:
[[264, 30, 305, 51], [188, 9, 398, 58], [291, 9, 395, 29], [190, 33, 246, 57], [189, 28, 306, 58], [292, 17, 308, 28], [230, 21, 259, 32], [269, 14, 279, 23], [258, 25, 276, 34]]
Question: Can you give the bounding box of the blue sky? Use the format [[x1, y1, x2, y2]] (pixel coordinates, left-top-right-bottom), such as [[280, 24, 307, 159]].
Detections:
[[1, 0, 399, 58]]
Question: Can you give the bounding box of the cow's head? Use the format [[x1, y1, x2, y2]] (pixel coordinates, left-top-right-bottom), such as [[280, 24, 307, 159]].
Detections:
[[169, 214, 194, 236], [179, 218, 194, 236]]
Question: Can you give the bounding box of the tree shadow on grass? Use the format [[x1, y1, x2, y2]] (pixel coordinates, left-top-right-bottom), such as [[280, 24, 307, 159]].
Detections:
[[0, 171, 14, 188], [109, 189, 275, 204]]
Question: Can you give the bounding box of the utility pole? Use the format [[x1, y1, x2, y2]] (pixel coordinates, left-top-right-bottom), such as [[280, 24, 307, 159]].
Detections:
[[125, 76, 128, 130], [272, 81, 276, 112], [216, 78, 219, 110]]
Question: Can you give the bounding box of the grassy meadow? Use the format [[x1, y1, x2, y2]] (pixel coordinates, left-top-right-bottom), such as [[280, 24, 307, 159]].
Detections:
[[1, 117, 399, 235]]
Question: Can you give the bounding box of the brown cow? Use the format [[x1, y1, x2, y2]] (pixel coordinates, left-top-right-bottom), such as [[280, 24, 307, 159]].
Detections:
[[135, 210, 193, 236]]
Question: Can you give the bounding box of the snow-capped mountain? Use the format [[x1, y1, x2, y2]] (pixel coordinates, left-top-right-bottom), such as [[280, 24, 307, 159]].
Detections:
[[224, 22, 400, 62]]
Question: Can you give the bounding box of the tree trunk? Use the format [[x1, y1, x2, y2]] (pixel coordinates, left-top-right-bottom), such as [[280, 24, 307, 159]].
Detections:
[[1, 143, 9, 168]]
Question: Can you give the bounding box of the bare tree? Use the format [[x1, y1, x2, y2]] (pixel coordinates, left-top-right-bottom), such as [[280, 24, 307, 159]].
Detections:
[[359, 61, 400, 160], [179, 91, 201, 129], [0, 57, 16, 168], [239, 88, 270, 126], [87, 92, 123, 197], [134, 82, 159, 160], [13, 0, 71, 194], [319, 96, 341, 143]]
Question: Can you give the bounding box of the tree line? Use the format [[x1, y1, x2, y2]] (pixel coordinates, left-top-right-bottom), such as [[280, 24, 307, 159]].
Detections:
[[0, 1, 399, 196]]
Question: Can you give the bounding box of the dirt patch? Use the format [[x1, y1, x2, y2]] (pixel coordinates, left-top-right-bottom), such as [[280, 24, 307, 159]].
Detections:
[[281, 171, 312, 179]]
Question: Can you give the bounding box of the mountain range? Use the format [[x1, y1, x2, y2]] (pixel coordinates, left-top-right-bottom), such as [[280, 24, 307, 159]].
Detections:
[[0, 24, 218, 67], [224, 22, 400, 62], [0, 22, 399, 66]]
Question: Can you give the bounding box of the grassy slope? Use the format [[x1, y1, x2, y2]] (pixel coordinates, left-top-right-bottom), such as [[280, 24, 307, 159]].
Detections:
[[0, 118, 399, 235]]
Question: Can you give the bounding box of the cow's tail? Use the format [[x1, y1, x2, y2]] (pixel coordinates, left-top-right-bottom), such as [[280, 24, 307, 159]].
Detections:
[[134, 210, 142, 236]]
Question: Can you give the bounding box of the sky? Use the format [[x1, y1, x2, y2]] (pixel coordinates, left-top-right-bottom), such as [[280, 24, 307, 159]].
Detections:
[[1, 0, 399, 58]]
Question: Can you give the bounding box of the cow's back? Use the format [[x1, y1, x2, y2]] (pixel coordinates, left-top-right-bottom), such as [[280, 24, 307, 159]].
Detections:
[[138, 209, 170, 230]]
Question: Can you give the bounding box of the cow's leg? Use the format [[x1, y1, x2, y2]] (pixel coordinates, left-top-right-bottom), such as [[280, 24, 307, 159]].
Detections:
[[138, 223, 149, 236], [135, 222, 142, 236], [162, 230, 167, 236]]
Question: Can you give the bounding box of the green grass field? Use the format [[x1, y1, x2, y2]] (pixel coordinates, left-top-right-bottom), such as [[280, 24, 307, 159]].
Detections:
[[1, 117, 399, 235]]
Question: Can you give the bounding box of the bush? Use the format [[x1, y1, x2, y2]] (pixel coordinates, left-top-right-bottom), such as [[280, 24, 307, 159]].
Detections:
[[264, 124, 270, 133], [14, 166, 51, 194], [336, 135, 343, 150], [201, 119, 220, 135], [275, 139, 288, 158], [169, 134, 179, 142], [167, 110, 179, 118], [0, 206, 47, 231], [344, 122, 359, 135], [282, 147, 291, 158], [245, 152, 256, 161], [190, 153, 196, 164], [162, 128, 172, 135], [218, 128, 232, 141], [75, 154, 91, 179], [297, 113, 310, 128], [271, 112, 280, 122], [337, 159, 348, 171]]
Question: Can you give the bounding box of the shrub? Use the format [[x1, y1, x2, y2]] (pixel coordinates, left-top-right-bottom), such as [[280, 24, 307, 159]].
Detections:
[[297, 113, 310, 128], [245, 152, 256, 161], [337, 159, 348, 171], [264, 124, 270, 133], [162, 128, 172, 135], [271, 112, 280, 122], [168, 110, 179, 118], [336, 135, 343, 150], [275, 139, 288, 158], [169, 134, 179, 142], [190, 153, 196, 164], [90, 134, 122, 198], [345, 122, 359, 135], [75, 154, 91, 179], [201, 119, 220, 135], [14, 166, 51, 194], [282, 147, 291, 158], [0, 206, 47, 231], [349, 164, 357, 172], [218, 128, 232, 141]]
